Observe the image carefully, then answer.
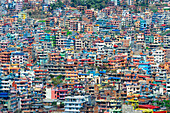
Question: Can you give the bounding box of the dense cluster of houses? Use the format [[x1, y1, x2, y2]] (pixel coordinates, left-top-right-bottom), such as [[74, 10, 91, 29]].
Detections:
[[0, 0, 170, 113]]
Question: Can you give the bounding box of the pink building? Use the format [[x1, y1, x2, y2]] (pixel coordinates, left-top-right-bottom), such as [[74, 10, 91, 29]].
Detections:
[[51, 87, 68, 100]]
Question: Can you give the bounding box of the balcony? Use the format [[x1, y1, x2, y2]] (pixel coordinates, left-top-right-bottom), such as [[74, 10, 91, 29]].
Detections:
[[21, 107, 29, 110], [59, 97, 65, 100], [110, 104, 117, 106], [121, 91, 127, 94], [99, 103, 107, 106], [65, 105, 82, 108], [21, 103, 30, 106], [65, 101, 85, 104], [0, 88, 10, 90], [65, 109, 80, 112], [11, 102, 17, 105], [11, 98, 17, 101], [59, 93, 67, 96]]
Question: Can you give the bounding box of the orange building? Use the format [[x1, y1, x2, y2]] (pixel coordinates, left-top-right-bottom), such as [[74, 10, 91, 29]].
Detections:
[[85, 10, 94, 18], [65, 71, 78, 82], [84, 24, 93, 32], [0, 52, 11, 64]]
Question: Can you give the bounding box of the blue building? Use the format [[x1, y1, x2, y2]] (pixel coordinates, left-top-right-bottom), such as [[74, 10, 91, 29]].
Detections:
[[65, 38, 74, 49], [138, 62, 151, 75], [140, 19, 147, 31], [0, 77, 18, 112]]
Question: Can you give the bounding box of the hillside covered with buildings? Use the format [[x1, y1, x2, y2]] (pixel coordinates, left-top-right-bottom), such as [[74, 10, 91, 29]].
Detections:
[[0, 0, 170, 113]]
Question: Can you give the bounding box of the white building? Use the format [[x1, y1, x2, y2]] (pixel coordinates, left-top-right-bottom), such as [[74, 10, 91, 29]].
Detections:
[[136, 34, 145, 44], [93, 25, 99, 32], [122, 104, 143, 113], [10, 51, 28, 65], [153, 35, 162, 44], [163, 35, 170, 45], [127, 85, 140, 95], [150, 64, 159, 73], [111, 0, 119, 6], [152, 50, 164, 63], [44, 0, 56, 5], [127, 0, 134, 5], [167, 78, 170, 96], [46, 87, 52, 99], [64, 96, 86, 113], [75, 38, 82, 50], [20, 70, 35, 80]]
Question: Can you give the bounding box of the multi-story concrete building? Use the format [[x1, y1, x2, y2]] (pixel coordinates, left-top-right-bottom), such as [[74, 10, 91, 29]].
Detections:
[[10, 51, 28, 65], [166, 78, 170, 96], [75, 38, 82, 50], [0, 77, 18, 112], [85, 10, 94, 18], [152, 50, 164, 63], [127, 85, 140, 95], [51, 87, 68, 100], [15, 78, 31, 111], [64, 96, 86, 113], [163, 35, 170, 45], [69, 20, 82, 31], [0, 52, 11, 64]]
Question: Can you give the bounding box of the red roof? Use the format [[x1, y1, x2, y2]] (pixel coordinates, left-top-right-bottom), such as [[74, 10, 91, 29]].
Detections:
[[34, 70, 47, 72], [138, 105, 160, 109], [51, 29, 58, 31], [155, 80, 162, 82], [87, 62, 94, 64], [27, 64, 32, 66], [108, 63, 114, 65], [114, 45, 118, 48], [67, 59, 74, 62], [133, 59, 140, 62], [108, 60, 115, 62], [150, 83, 157, 86], [138, 75, 150, 78], [81, 59, 91, 61], [153, 111, 167, 113]]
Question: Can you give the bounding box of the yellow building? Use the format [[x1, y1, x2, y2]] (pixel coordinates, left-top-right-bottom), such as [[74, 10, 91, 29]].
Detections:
[[126, 98, 167, 113], [18, 12, 27, 20], [135, 21, 140, 31]]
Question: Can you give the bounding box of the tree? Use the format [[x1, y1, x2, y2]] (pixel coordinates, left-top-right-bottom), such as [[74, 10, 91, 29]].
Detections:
[[70, 0, 111, 10], [15, 109, 21, 113], [57, 75, 63, 79], [52, 77, 62, 86], [49, 74, 54, 78], [58, 0, 64, 8], [82, 10, 85, 15], [50, 0, 64, 11], [28, 12, 32, 16], [79, 17, 82, 21], [52, 101, 57, 106]]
